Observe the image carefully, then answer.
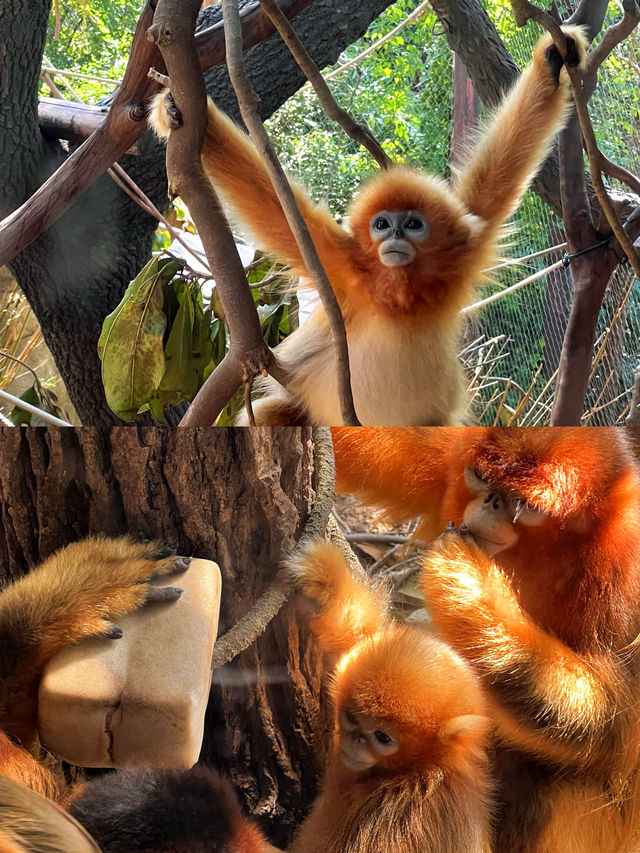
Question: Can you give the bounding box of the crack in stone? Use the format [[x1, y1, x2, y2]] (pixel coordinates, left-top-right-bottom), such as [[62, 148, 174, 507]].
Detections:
[[104, 697, 122, 764]]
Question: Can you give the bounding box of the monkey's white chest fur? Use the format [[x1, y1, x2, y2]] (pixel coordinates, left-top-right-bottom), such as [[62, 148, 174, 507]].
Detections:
[[259, 309, 466, 426]]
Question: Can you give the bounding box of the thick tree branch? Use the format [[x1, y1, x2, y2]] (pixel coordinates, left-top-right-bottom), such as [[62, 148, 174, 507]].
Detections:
[[257, 0, 392, 169], [0, 0, 160, 269], [219, 0, 360, 425], [148, 3, 288, 428], [196, 0, 312, 69], [567, 0, 609, 40], [0, 0, 315, 269]]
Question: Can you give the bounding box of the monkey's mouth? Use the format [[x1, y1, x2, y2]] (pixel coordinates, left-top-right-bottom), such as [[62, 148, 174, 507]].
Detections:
[[380, 250, 413, 267], [470, 535, 511, 556], [340, 749, 375, 772]]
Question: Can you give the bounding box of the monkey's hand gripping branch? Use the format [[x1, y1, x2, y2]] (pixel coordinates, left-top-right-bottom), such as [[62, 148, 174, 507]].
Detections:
[[421, 526, 634, 776]]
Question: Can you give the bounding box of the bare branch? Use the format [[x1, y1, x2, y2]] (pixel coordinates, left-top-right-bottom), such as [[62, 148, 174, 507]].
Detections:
[[0, 0, 315, 269], [510, 0, 640, 424], [510, 1, 565, 40], [0, 0, 160, 269], [566, 62, 640, 279], [586, 1, 640, 77], [196, 0, 313, 70], [220, 0, 360, 426], [600, 154, 640, 198], [257, 0, 392, 170]]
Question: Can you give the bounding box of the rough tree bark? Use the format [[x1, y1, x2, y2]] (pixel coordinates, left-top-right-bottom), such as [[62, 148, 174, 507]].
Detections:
[[0, 0, 394, 426], [0, 426, 331, 848]]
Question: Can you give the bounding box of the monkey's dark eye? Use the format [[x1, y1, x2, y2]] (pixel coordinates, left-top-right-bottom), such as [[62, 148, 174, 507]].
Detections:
[[374, 217, 390, 231], [345, 710, 359, 726], [405, 218, 423, 230], [373, 729, 392, 745]]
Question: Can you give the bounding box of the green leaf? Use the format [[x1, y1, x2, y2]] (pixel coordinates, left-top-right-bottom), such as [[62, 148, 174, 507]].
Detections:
[[9, 386, 62, 426], [98, 255, 181, 421], [156, 279, 198, 406]]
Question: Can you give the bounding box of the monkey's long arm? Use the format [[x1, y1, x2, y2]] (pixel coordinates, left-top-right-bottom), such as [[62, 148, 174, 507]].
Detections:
[[421, 531, 632, 774], [148, 93, 358, 294], [455, 28, 586, 233], [0, 537, 187, 746], [332, 427, 459, 540], [288, 540, 389, 656]]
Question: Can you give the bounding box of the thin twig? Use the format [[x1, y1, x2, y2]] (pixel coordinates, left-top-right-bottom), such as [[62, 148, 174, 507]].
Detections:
[[108, 162, 211, 268], [344, 533, 412, 545], [484, 241, 567, 273], [322, 0, 431, 82], [220, 0, 360, 426], [258, 0, 391, 169], [462, 258, 565, 314]]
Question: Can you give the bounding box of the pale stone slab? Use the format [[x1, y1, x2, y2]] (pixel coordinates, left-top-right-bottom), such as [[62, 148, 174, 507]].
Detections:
[[38, 557, 221, 770]]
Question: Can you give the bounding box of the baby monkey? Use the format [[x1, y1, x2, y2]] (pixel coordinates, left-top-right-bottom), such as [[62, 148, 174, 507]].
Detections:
[[287, 541, 493, 853]]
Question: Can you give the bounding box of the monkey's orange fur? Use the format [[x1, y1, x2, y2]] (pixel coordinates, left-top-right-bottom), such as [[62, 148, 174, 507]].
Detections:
[[0, 536, 185, 750], [287, 541, 492, 853], [149, 29, 586, 426], [0, 538, 198, 846], [333, 426, 640, 852]]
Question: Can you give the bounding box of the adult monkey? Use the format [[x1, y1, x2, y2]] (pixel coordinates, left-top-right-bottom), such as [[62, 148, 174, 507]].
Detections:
[[333, 426, 640, 852]]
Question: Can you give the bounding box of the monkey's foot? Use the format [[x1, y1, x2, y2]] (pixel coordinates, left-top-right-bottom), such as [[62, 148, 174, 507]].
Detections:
[[536, 26, 587, 84]]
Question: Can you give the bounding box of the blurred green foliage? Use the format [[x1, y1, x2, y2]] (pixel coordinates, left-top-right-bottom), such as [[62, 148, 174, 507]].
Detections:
[[43, 0, 140, 102]]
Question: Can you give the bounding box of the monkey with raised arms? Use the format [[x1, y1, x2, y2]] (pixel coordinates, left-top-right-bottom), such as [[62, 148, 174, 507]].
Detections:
[[149, 28, 586, 426]]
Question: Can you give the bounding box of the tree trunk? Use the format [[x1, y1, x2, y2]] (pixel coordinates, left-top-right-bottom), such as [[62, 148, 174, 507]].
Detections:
[[0, 0, 394, 425], [450, 54, 480, 168], [0, 425, 330, 848]]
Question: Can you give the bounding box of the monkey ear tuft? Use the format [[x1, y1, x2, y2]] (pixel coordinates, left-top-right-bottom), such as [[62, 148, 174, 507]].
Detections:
[[442, 713, 489, 742], [459, 213, 485, 243]]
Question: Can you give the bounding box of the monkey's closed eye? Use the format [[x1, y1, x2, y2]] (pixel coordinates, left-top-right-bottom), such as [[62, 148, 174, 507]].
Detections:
[[345, 709, 359, 726], [464, 467, 489, 494]]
